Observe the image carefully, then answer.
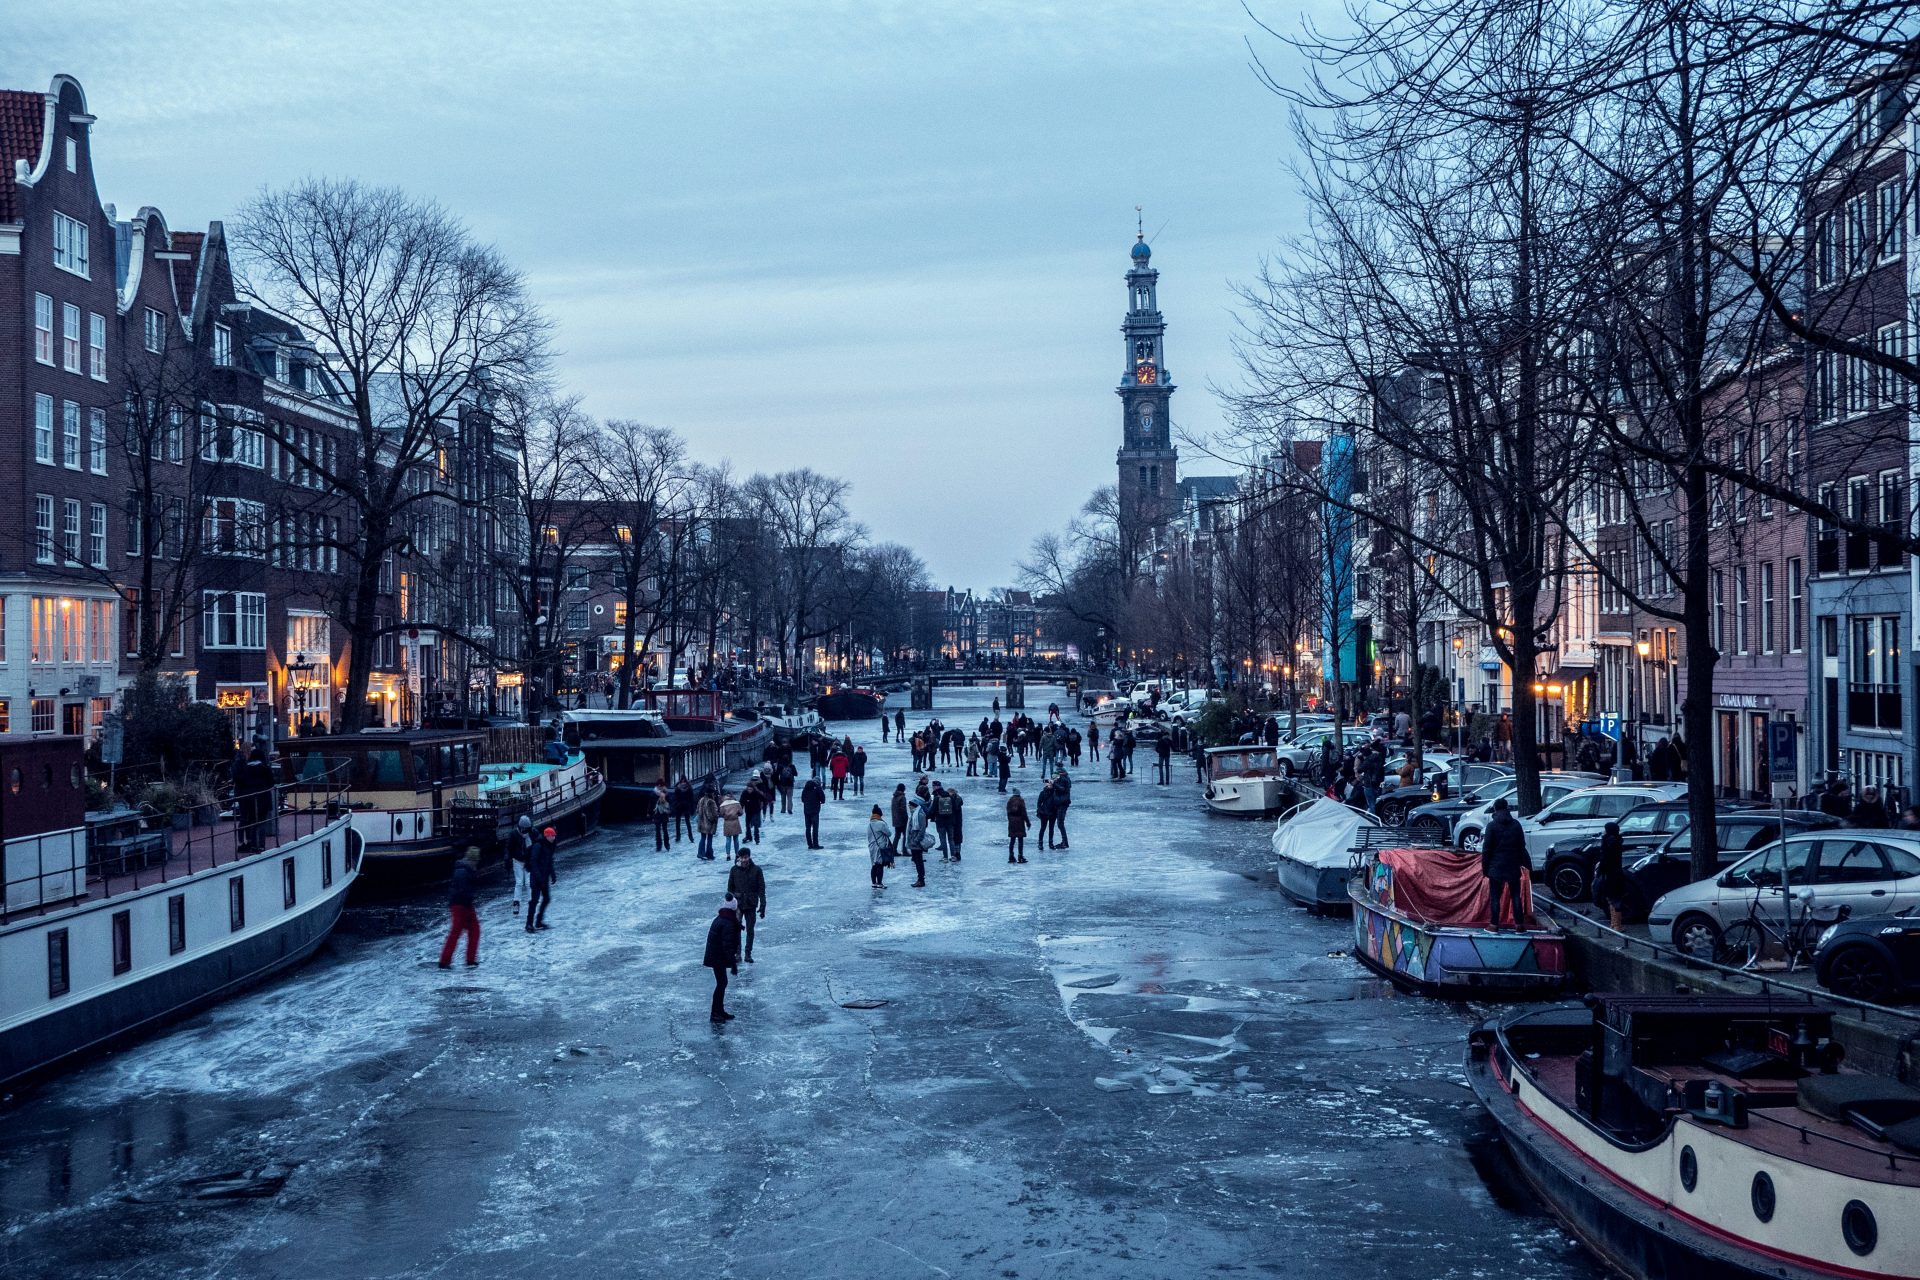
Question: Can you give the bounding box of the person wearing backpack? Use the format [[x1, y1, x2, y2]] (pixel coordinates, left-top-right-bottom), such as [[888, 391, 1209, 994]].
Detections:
[[905, 792, 932, 886], [932, 782, 957, 860]]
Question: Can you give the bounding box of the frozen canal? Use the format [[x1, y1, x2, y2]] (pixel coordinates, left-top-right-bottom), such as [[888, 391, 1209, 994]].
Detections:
[[0, 686, 1602, 1279]]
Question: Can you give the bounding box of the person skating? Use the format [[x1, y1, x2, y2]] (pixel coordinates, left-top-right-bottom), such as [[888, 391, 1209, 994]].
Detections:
[[889, 783, 909, 855], [525, 826, 558, 932], [1088, 722, 1101, 762], [1006, 790, 1029, 863], [697, 791, 720, 860], [829, 747, 850, 800], [704, 899, 742, 1022], [741, 780, 764, 844], [726, 848, 767, 961], [879, 710, 890, 743], [996, 742, 1012, 793], [651, 783, 672, 851], [801, 776, 826, 848], [1035, 779, 1058, 849], [1481, 799, 1529, 931], [906, 792, 932, 885], [509, 815, 534, 911], [1052, 770, 1071, 848], [867, 806, 892, 888], [932, 781, 956, 860], [894, 708, 906, 739], [720, 791, 744, 858], [438, 846, 483, 968]]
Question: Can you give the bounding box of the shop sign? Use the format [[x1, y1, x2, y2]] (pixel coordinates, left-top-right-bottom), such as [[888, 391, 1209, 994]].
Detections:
[[215, 689, 252, 710]]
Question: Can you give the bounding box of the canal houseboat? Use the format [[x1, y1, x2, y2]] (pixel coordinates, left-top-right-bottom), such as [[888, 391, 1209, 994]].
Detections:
[[279, 729, 601, 885], [1, 737, 359, 1091], [565, 696, 761, 820], [1202, 745, 1297, 816], [1469, 995, 1920, 1279], [1348, 844, 1566, 994], [812, 686, 888, 721]]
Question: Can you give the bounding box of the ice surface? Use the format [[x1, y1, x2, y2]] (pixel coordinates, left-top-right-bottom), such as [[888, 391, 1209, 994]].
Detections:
[[0, 685, 1601, 1279]]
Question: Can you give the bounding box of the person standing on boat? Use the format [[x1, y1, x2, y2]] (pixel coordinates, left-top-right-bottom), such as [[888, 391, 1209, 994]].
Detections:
[[697, 791, 720, 860], [704, 899, 742, 1022], [438, 847, 483, 968], [850, 745, 867, 796], [801, 776, 826, 848], [867, 806, 892, 888], [511, 815, 535, 909], [720, 791, 744, 858], [726, 848, 767, 961], [1481, 799, 1528, 931]]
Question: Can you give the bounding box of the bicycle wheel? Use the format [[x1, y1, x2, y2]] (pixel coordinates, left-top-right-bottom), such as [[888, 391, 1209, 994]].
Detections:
[[1717, 921, 1765, 969]]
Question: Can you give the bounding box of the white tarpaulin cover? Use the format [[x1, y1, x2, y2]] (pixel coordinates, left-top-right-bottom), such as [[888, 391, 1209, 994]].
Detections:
[[1270, 797, 1379, 870]]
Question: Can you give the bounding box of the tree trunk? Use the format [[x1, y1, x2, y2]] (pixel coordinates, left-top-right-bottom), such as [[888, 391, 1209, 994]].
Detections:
[[337, 519, 387, 734]]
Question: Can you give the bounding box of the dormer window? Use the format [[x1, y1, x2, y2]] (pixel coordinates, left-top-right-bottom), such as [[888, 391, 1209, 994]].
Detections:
[[275, 350, 290, 383], [143, 308, 165, 354], [64, 138, 76, 172], [52, 212, 88, 277], [212, 324, 231, 368]]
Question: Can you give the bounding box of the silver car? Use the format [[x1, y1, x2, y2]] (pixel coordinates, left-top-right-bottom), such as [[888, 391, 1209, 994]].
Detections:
[[1449, 774, 1610, 853], [1648, 830, 1920, 960]]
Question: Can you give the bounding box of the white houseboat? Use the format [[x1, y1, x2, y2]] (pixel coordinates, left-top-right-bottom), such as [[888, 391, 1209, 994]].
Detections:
[[1, 737, 358, 1091]]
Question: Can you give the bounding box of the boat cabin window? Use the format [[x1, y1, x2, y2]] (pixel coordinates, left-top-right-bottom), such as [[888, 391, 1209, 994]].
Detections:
[[365, 749, 407, 788], [1243, 749, 1274, 771]]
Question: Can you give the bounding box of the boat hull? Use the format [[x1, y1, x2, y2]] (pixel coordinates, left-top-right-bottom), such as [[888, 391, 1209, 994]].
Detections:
[[1349, 890, 1565, 995], [1466, 1040, 1863, 1280], [814, 689, 886, 721], [1204, 775, 1289, 816], [1275, 857, 1351, 912]]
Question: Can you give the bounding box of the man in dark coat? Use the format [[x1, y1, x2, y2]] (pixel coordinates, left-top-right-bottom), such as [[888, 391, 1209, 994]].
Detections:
[[704, 900, 742, 1022], [890, 783, 910, 854], [671, 776, 697, 843], [996, 744, 1012, 793], [525, 826, 557, 932], [1481, 798, 1529, 931], [741, 781, 764, 843], [1155, 733, 1173, 784], [1051, 770, 1071, 848], [726, 848, 767, 961], [800, 777, 826, 848], [235, 746, 276, 852]]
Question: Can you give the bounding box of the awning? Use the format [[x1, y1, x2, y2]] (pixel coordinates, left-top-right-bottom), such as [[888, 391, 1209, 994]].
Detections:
[[1550, 664, 1594, 681]]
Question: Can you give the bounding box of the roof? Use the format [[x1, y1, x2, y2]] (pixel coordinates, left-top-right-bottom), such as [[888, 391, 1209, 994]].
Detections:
[[0, 89, 46, 222], [1179, 474, 1239, 503], [168, 230, 204, 319]]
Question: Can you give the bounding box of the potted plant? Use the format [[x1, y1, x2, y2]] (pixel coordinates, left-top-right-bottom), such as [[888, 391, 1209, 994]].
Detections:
[[138, 780, 187, 831], [179, 772, 223, 827]]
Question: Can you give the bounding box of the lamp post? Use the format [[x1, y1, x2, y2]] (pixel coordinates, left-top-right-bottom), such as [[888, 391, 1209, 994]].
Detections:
[[1631, 637, 1652, 779]]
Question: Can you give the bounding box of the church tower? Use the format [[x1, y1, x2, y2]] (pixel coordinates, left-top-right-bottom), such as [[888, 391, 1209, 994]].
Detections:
[[1116, 229, 1177, 540]]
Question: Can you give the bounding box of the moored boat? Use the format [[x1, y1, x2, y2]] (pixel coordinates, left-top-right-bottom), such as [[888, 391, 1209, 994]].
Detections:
[[1468, 995, 1920, 1279], [565, 706, 730, 820], [1, 737, 359, 1091], [813, 686, 887, 721], [1347, 844, 1565, 994], [1272, 796, 1377, 911], [1203, 746, 1296, 816]]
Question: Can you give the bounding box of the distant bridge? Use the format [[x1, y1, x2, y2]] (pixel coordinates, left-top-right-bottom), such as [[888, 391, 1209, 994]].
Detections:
[[866, 668, 1110, 711]]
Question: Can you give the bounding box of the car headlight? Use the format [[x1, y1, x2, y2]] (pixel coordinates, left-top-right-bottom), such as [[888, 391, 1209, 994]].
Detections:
[[1817, 924, 1841, 951]]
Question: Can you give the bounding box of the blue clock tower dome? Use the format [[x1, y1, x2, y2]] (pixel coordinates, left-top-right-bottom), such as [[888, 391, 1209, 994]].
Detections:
[[1131, 235, 1151, 262]]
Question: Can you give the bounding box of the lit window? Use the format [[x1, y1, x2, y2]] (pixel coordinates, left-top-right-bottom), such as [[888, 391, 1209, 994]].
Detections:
[[615, 524, 633, 543]]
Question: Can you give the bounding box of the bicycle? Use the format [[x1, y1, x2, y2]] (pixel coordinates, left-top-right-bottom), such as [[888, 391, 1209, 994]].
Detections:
[[1716, 891, 1851, 971]]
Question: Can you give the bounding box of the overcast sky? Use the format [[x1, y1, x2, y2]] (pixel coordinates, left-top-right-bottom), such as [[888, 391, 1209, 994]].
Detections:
[[8, 1, 1312, 591]]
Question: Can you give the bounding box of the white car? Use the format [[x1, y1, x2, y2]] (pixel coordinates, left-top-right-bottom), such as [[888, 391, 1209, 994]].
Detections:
[[1443, 775, 1643, 855], [1647, 830, 1920, 960]]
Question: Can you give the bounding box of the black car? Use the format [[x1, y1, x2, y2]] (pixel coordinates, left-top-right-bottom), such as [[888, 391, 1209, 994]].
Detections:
[[1608, 812, 1843, 923], [1541, 799, 1733, 902], [1813, 911, 1920, 1003]]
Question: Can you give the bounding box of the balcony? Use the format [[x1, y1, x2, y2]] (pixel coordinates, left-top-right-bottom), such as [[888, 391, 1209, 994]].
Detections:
[[1847, 682, 1903, 731]]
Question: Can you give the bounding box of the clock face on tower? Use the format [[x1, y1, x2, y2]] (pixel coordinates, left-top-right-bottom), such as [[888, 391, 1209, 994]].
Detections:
[[1134, 359, 1158, 385]]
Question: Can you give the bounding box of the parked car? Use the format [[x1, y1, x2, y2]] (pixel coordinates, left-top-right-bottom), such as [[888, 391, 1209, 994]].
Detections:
[[1540, 799, 1719, 902], [1373, 754, 1459, 825], [1812, 910, 1920, 1003], [1433, 760, 1514, 801], [1608, 811, 1841, 922], [1509, 783, 1690, 868], [1648, 830, 1920, 960], [1449, 775, 1618, 853], [1406, 770, 1580, 839]]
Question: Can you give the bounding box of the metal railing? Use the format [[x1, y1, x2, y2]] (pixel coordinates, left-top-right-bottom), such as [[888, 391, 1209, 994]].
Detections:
[[2, 758, 356, 924]]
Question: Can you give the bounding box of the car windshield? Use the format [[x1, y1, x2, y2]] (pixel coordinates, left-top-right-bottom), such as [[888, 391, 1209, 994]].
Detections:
[[1470, 777, 1518, 804], [1618, 808, 1670, 836]]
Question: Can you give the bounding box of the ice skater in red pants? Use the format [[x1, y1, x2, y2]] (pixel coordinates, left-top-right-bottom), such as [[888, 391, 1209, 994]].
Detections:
[[438, 846, 483, 968]]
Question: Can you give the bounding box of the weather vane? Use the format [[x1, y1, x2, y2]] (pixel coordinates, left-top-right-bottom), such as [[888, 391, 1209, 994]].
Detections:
[[1136, 205, 1144, 239]]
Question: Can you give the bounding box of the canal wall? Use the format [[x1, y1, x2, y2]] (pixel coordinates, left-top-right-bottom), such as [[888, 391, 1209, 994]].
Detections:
[[1549, 907, 1920, 1080]]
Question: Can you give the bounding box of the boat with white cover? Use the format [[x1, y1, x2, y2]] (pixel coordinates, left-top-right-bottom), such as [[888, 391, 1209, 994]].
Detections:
[[1272, 797, 1378, 911]]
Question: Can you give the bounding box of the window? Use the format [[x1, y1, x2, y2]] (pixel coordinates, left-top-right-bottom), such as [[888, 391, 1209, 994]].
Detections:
[[111, 910, 131, 976], [47, 929, 69, 998], [87, 312, 105, 380], [30, 698, 53, 734], [229, 877, 245, 932], [1875, 323, 1908, 407], [614, 524, 633, 543], [143, 306, 165, 354], [1710, 569, 1725, 652], [33, 495, 53, 563], [1734, 566, 1749, 655], [1760, 561, 1776, 654], [33, 393, 53, 464], [202, 591, 267, 649], [88, 407, 106, 475], [168, 894, 186, 954], [1880, 179, 1905, 259], [203, 497, 267, 558], [52, 211, 88, 276], [62, 499, 80, 564], [565, 603, 589, 633], [613, 601, 629, 627], [283, 858, 297, 909], [199, 410, 266, 469], [62, 401, 80, 469], [62, 302, 81, 372], [125, 492, 143, 558], [212, 323, 231, 367], [87, 600, 110, 663], [322, 840, 334, 889], [33, 293, 53, 364], [88, 503, 106, 568], [1847, 615, 1903, 730], [1788, 558, 1804, 652]]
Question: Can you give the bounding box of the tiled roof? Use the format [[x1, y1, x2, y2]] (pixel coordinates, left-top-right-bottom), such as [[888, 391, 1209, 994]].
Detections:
[[170, 230, 204, 319], [0, 89, 46, 222]]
